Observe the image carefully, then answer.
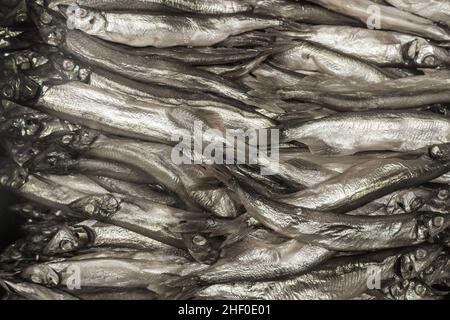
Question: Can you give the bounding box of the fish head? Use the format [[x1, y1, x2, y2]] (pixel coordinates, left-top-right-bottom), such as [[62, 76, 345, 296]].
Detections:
[[29, 145, 76, 173], [399, 244, 443, 279], [0, 74, 40, 103], [64, 5, 106, 36], [387, 279, 445, 300], [21, 264, 60, 287], [43, 225, 90, 255], [0, 159, 28, 189], [182, 233, 222, 265], [405, 38, 450, 67]]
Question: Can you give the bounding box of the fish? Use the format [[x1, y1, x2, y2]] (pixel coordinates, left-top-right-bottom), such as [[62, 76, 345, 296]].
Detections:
[[279, 111, 450, 155], [0, 279, 79, 300], [279, 24, 450, 67], [385, 0, 450, 28], [64, 7, 283, 48], [189, 245, 441, 299], [270, 40, 393, 83], [420, 254, 450, 286], [277, 152, 450, 212], [308, 0, 450, 41], [209, 166, 450, 251], [45, 0, 253, 14], [43, 220, 183, 255], [34, 154, 158, 185]]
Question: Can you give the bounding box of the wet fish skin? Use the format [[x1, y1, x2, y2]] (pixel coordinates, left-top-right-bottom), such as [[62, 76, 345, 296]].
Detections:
[[191, 245, 440, 300], [43, 220, 182, 255], [270, 40, 393, 83], [46, 0, 253, 14], [51, 133, 239, 217], [385, 0, 450, 28], [67, 193, 187, 249], [384, 279, 446, 300], [1, 279, 79, 300], [172, 229, 334, 285], [210, 166, 450, 251], [279, 25, 450, 67], [20, 257, 205, 294], [278, 155, 450, 213], [280, 111, 450, 155], [308, 0, 450, 41], [65, 7, 283, 48], [89, 176, 180, 207]]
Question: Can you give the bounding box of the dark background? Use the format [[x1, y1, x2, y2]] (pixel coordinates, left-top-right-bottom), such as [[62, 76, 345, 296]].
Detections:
[[0, 146, 22, 298]]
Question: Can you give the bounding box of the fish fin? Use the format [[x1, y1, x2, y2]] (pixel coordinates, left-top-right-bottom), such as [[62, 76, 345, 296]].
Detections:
[[167, 107, 225, 135]]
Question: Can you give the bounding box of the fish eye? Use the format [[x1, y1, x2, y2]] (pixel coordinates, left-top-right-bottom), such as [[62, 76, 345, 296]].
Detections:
[[89, 17, 95, 25]]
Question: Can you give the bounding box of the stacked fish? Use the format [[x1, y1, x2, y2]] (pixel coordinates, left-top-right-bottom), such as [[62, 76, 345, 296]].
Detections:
[[1, 0, 450, 300]]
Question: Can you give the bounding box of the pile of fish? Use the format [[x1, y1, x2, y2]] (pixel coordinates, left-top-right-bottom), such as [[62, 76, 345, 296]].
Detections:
[[1, 0, 450, 300]]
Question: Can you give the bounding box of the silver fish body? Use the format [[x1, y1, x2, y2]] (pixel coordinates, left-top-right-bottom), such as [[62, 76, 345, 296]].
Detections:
[[66, 8, 282, 48], [280, 111, 450, 155], [385, 0, 450, 28], [46, 0, 253, 14], [279, 157, 450, 212], [270, 40, 392, 83], [280, 25, 450, 67]]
